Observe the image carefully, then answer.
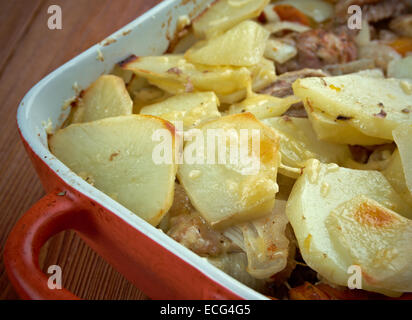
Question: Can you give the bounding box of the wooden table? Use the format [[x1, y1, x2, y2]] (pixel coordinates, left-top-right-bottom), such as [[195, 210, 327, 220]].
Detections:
[[0, 0, 162, 300]]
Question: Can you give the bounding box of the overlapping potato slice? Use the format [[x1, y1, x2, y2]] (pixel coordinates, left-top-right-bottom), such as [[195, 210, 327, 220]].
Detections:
[[229, 94, 300, 119], [69, 75, 133, 124], [262, 117, 351, 169], [286, 159, 412, 295], [293, 75, 412, 141], [219, 58, 278, 104], [121, 55, 251, 97], [326, 196, 412, 293], [383, 149, 412, 208], [393, 123, 412, 193], [178, 113, 280, 228], [49, 115, 177, 226], [306, 107, 391, 145], [185, 21, 269, 67], [140, 92, 221, 130], [192, 0, 269, 39]]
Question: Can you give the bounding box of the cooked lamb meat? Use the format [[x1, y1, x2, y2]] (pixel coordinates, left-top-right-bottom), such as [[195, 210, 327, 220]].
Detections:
[[260, 68, 328, 97], [390, 14, 412, 37], [335, 0, 410, 23], [276, 29, 357, 73], [167, 212, 237, 257]]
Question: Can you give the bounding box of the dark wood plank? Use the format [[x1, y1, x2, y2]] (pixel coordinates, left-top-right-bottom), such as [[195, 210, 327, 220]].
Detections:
[[0, 0, 161, 300]]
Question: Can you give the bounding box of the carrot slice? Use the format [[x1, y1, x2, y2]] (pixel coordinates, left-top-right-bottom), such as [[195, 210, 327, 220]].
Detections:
[[389, 38, 412, 56], [273, 4, 311, 26]]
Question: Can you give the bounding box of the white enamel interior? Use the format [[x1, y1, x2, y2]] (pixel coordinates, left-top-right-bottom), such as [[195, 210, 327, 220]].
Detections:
[[17, 0, 268, 300]]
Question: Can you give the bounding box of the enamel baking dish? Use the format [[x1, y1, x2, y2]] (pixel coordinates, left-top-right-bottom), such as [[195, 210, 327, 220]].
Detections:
[[3, 0, 269, 300]]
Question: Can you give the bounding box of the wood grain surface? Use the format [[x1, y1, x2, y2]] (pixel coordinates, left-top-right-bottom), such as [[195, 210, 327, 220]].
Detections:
[[0, 0, 162, 300]]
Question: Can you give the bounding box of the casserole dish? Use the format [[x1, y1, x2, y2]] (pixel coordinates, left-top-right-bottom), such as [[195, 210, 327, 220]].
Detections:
[[4, 0, 267, 300]]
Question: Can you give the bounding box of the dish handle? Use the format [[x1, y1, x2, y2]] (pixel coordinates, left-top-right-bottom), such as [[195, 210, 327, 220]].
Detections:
[[3, 190, 85, 300]]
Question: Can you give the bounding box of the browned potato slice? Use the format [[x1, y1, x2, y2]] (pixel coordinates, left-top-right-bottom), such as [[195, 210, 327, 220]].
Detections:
[[49, 115, 177, 226], [326, 196, 412, 293], [286, 159, 412, 296], [178, 113, 281, 228]]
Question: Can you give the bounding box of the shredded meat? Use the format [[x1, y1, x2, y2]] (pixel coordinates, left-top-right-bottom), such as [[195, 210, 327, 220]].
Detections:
[[335, 0, 410, 23], [167, 213, 236, 257], [276, 29, 357, 73]]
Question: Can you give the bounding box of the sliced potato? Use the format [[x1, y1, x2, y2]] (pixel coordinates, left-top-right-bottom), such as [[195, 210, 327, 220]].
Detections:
[[49, 115, 177, 226], [122, 55, 251, 96], [178, 113, 280, 228], [219, 58, 278, 104], [326, 196, 412, 293], [393, 123, 412, 193], [383, 149, 412, 208], [306, 107, 391, 145], [262, 117, 351, 169], [192, 0, 269, 39], [140, 92, 221, 129], [126, 74, 150, 99], [70, 75, 133, 123], [286, 159, 412, 295], [293, 75, 412, 141], [229, 94, 300, 119], [132, 86, 171, 114], [264, 39, 297, 64], [185, 21, 269, 67]]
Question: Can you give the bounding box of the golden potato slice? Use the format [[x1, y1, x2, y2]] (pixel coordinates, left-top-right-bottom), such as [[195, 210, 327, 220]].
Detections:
[[293, 75, 412, 141], [262, 117, 351, 169], [178, 113, 281, 228], [140, 92, 221, 130], [185, 21, 269, 67], [326, 196, 412, 293], [306, 107, 391, 145], [229, 94, 300, 119], [286, 159, 412, 295], [49, 115, 177, 226], [70, 75, 133, 123], [122, 55, 251, 96], [219, 58, 278, 104], [192, 0, 269, 39], [393, 123, 412, 193]]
